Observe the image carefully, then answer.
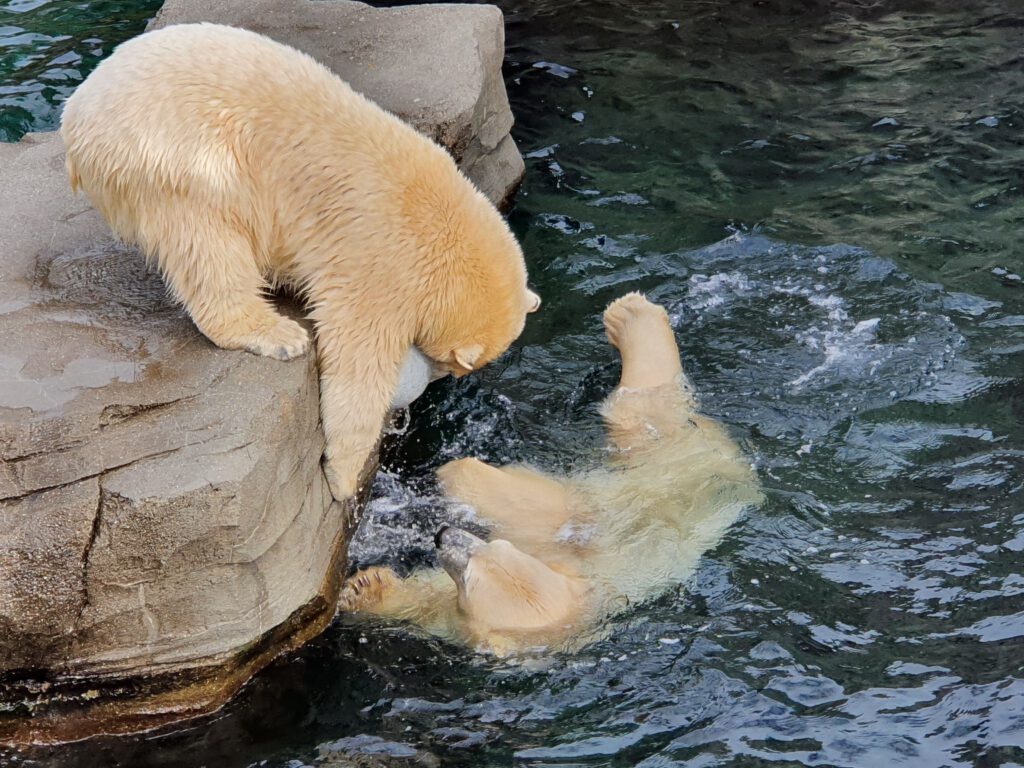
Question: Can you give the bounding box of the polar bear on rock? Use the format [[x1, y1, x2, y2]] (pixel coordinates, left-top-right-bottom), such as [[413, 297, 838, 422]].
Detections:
[[61, 23, 540, 500], [340, 294, 763, 656]]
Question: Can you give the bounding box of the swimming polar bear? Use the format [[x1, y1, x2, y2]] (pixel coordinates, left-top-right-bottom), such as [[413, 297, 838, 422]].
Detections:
[[340, 293, 762, 655]]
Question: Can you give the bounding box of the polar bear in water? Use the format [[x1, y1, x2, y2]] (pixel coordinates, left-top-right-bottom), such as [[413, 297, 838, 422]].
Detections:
[[340, 294, 762, 655]]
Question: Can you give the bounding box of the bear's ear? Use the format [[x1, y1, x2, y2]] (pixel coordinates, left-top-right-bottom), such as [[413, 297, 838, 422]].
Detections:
[[527, 289, 542, 313], [452, 344, 485, 373]]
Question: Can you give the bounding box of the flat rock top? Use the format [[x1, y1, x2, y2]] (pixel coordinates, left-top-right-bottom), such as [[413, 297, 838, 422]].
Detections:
[[0, 133, 322, 672], [0, 133, 305, 494]]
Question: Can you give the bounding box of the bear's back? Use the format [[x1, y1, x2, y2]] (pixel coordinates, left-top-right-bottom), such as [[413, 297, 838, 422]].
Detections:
[[61, 23, 403, 204], [577, 412, 762, 612]]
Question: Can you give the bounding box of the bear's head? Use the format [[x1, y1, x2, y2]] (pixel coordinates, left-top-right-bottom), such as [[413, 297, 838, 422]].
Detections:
[[412, 185, 541, 378], [435, 526, 587, 651], [441, 283, 540, 376]]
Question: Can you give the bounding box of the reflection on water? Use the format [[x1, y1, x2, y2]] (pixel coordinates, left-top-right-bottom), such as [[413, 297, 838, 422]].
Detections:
[[4, 0, 1024, 766], [0, 0, 161, 141]]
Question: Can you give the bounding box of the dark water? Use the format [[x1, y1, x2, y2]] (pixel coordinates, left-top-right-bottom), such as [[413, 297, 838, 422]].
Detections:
[[4, 0, 1024, 766]]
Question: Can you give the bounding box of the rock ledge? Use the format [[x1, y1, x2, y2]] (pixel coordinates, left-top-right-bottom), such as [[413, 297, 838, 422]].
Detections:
[[0, 0, 522, 744]]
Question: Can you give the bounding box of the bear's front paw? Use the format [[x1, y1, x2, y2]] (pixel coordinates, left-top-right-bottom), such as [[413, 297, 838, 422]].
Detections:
[[242, 315, 310, 361], [323, 454, 361, 500], [338, 566, 400, 612]]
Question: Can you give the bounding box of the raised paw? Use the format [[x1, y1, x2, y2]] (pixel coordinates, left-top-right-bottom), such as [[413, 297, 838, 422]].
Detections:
[[603, 293, 681, 390], [241, 315, 310, 361], [338, 566, 400, 612], [602, 292, 671, 350]]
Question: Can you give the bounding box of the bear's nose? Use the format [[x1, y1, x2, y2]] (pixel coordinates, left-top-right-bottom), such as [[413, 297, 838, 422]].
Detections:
[[434, 526, 450, 549]]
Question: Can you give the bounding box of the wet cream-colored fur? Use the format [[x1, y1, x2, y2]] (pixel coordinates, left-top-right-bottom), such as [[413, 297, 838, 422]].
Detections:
[[61, 23, 538, 499], [340, 294, 762, 655]]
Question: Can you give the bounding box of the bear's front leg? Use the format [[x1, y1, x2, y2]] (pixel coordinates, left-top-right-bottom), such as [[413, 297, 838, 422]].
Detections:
[[315, 313, 408, 500], [339, 566, 451, 624], [148, 206, 311, 361], [438, 458, 576, 548]]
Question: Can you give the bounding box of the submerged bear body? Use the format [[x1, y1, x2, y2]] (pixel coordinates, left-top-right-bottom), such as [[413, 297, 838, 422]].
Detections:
[[340, 294, 762, 655]]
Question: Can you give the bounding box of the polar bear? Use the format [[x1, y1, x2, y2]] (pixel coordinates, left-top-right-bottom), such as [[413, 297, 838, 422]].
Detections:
[[60, 23, 540, 499], [339, 294, 762, 655]]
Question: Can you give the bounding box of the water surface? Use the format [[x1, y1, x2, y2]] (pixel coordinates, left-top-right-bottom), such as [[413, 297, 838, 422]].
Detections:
[[0, 0, 160, 141]]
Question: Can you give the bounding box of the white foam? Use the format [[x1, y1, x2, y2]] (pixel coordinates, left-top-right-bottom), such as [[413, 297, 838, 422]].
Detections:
[[789, 316, 881, 387]]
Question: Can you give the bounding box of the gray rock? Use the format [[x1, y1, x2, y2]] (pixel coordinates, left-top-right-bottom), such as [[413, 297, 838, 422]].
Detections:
[[0, 0, 522, 743]]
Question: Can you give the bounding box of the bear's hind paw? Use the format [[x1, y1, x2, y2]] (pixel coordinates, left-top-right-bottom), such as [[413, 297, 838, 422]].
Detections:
[[603, 293, 668, 348]]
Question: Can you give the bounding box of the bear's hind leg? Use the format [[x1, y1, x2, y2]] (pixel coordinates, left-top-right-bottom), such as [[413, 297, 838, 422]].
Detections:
[[601, 293, 701, 452], [152, 211, 309, 361], [603, 292, 684, 390]]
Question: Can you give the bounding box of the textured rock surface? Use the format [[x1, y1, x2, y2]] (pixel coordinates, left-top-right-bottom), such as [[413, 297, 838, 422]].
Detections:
[[0, 133, 352, 743], [0, 0, 522, 744]]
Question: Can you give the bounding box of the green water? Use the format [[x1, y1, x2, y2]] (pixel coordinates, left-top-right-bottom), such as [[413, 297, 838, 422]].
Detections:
[[3, 0, 1024, 766], [0, 0, 160, 141]]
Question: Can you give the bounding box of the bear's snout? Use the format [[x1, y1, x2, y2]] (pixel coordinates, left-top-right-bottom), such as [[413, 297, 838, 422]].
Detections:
[[436, 526, 485, 582]]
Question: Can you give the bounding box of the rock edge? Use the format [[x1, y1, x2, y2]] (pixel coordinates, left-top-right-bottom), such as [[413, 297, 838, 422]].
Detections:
[[0, 0, 522, 744]]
